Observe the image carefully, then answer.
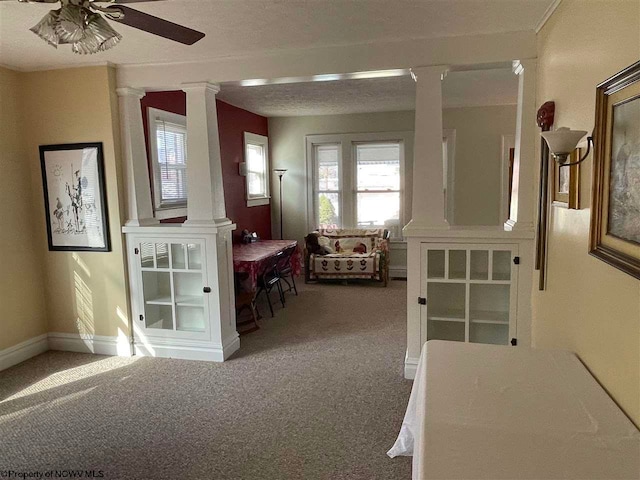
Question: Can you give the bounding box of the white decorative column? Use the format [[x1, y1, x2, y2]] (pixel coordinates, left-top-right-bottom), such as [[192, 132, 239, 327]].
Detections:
[[405, 65, 450, 230], [117, 87, 158, 226], [403, 65, 449, 378], [181, 82, 231, 226], [505, 59, 537, 232], [181, 81, 238, 360]]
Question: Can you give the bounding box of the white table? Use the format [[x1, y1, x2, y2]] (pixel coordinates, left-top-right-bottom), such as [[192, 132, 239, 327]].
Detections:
[[389, 340, 640, 479]]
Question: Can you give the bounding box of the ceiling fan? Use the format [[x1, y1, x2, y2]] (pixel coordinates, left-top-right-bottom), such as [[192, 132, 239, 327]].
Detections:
[[11, 0, 205, 54]]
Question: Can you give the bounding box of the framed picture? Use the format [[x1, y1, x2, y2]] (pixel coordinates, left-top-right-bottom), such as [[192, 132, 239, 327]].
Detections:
[[590, 60, 640, 279], [40, 142, 111, 252], [553, 148, 581, 209]]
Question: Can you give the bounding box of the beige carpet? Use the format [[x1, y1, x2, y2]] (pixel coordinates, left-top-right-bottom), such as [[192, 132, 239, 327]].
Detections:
[[0, 280, 412, 480]]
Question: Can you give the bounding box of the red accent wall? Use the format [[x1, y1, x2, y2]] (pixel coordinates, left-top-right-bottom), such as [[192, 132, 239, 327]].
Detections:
[[140, 92, 271, 240], [216, 100, 271, 242]]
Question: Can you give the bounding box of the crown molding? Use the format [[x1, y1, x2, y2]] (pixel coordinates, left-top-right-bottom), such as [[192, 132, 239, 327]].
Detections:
[[535, 0, 563, 33]]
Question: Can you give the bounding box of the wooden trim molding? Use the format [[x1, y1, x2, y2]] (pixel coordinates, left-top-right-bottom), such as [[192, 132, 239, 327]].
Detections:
[[589, 60, 640, 280], [535, 101, 555, 290]]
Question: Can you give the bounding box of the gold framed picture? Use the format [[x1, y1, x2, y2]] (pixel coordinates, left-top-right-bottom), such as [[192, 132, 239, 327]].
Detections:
[[553, 148, 581, 209], [590, 60, 640, 279]]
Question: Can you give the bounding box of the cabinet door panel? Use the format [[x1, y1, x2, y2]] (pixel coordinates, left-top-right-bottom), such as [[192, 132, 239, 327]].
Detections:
[[421, 243, 518, 347], [133, 237, 209, 341]]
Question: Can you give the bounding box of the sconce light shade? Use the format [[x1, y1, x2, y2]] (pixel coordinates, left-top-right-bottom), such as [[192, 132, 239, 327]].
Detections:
[[541, 127, 588, 164]]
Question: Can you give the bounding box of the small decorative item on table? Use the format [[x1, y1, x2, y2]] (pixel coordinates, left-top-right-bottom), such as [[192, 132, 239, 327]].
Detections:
[[590, 60, 640, 279], [241, 229, 260, 244], [39, 142, 110, 252]]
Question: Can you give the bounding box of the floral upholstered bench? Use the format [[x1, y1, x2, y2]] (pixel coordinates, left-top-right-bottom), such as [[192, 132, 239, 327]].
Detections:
[[304, 228, 390, 286]]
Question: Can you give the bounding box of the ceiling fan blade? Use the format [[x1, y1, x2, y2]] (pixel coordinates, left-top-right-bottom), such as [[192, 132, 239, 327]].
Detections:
[[111, 5, 204, 45]]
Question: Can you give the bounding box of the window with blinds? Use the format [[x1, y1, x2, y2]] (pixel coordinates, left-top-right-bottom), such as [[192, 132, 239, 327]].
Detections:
[[307, 133, 408, 234], [156, 120, 187, 205], [355, 142, 401, 227], [314, 144, 341, 228], [148, 108, 188, 213], [243, 132, 270, 207]]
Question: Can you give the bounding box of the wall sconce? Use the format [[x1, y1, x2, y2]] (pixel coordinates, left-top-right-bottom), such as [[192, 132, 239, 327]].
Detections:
[[541, 127, 593, 166]]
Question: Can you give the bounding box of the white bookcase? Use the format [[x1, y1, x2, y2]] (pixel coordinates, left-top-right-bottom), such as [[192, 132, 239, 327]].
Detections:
[[420, 243, 518, 347], [124, 224, 239, 362]]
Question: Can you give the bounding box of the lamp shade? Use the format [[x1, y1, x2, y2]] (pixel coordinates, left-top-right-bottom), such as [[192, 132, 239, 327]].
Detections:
[[541, 127, 587, 155]]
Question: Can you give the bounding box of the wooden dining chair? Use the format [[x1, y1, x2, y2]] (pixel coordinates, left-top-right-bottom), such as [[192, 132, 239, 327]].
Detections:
[[256, 252, 285, 317], [277, 245, 298, 299]]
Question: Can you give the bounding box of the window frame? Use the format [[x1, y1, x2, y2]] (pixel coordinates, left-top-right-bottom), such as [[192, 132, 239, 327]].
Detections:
[[306, 131, 412, 236], [312, 142, 343, 229], [353, 140, 403, 229], [243, 132, 271, 207], [147, 107, 188, 220]]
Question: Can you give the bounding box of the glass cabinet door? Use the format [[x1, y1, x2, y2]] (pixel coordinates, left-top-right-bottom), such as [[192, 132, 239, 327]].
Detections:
[[137, 240, 208, 337], [422, 244, 517, 347]]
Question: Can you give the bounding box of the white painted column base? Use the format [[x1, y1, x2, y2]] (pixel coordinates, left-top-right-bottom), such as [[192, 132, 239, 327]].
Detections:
[[183, 217, 234, 228], [404, 350, 419, 380], [504, 219, 534, 232]]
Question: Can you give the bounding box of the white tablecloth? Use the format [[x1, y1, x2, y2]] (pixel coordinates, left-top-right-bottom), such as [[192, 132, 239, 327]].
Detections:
[[388, 340, 640, 479]]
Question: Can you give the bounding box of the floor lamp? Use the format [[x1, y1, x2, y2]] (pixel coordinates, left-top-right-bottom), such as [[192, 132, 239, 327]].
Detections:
[[274, 169, 287, 239]]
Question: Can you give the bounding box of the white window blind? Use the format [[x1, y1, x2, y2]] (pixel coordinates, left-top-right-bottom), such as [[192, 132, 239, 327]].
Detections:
[[355, 142, 400, 227], [155, 119, 188, 207]]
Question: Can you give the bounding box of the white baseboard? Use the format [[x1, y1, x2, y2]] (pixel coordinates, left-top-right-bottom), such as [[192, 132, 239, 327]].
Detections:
[[223, 333, 240, 359], [404, 356, 419, 380], [389, 266, 407, 278], [134, 333, 240, 363], [0, 334, 49, 372], [48, 332, 133, 357]]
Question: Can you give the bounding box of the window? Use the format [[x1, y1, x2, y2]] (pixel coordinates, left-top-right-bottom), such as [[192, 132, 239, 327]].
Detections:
[[244, 132, 270, 207], [314, 144, 341, 228], [307, 132, 411, 236], [148, 108, 188, 219], [355, 142, 401, 227]]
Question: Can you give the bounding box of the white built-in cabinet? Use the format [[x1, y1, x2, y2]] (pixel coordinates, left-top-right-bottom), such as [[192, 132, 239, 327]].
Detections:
[[124, 225, 239, 362], [404, 229, 534, 379], [420, 243, 519, 347]]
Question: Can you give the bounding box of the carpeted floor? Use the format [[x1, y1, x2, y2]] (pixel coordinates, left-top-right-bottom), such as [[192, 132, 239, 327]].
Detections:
[[0, 280, 412, 480]]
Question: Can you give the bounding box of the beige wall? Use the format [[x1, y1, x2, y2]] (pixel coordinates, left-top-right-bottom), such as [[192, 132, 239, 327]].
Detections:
[[534, 0, 640, 425], [443, 105, 516, 226], [0, 67, 48, 350], [269, 106, 515, 243], [10, 66, 130, 343]]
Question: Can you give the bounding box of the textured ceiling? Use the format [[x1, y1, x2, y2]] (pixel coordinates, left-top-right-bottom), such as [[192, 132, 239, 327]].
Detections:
[[0, 0, 554, 71], [217, 68, 518, 117]]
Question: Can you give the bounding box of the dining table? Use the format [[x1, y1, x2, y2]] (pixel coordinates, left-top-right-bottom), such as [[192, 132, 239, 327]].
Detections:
[[232, 239, 302, 292]]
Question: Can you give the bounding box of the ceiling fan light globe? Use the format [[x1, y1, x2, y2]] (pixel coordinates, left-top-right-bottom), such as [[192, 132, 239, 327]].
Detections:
[[80, 13, 122, 54], [56, 4, 88, 44], [29, 9, 61, 48]]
